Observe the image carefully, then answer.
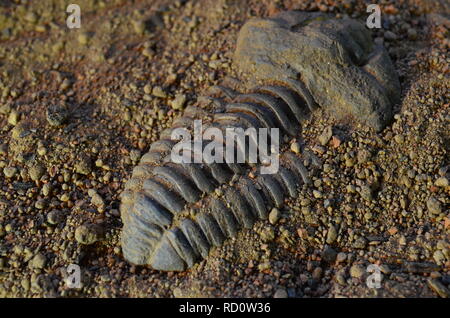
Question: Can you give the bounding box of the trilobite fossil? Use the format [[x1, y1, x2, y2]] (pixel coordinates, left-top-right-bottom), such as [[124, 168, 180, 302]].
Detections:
[[120, 11, 400, 271]]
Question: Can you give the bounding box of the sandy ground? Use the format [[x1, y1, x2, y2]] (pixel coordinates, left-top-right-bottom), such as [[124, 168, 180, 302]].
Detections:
[[0, 0, 448, 298]]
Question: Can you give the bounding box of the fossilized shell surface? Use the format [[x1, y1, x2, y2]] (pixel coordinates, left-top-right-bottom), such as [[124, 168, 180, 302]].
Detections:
[[120, 11, 401, 272], [235, 11, 400, 131]]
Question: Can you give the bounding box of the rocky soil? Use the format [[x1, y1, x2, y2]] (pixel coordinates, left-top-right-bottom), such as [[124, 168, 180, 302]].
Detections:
[[0, 0, 448, 298]]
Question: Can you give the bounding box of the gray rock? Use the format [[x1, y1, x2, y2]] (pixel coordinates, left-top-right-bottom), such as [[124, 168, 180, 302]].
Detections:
[[235, 11, 400, 131], [407, 28, 417, 40], [357, 148, 372, 163], [403, 262, 440, 273]]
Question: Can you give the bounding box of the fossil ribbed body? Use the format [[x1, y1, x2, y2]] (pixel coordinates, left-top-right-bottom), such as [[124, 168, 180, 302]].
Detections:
[[120, 11, 399, 271], [120, 81, 320, 271]]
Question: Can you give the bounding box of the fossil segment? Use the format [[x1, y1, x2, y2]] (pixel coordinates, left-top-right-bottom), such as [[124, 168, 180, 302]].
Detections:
[[121, 78, 315, 270], [120, 11, 399, 271]]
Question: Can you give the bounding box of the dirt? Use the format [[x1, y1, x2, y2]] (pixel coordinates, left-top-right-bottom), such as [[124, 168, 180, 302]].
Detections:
[[0, 0, 448, 298]]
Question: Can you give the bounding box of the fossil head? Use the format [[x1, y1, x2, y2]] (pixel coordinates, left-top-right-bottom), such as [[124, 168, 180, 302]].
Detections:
[[235, 11, 400, 131]]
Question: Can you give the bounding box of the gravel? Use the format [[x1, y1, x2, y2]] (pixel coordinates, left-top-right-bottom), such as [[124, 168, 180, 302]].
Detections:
[[0, 0, 448, 299]]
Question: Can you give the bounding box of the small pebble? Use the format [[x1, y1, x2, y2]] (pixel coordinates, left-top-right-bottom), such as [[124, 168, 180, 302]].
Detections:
[[434, 177, 448, 187], [427, 197, 442, 215], [78, 32, 90, 45], [75, 155, 92, 175], [350, 264, 366, 279], [152, 86, 167, 98], [290, 142, 300, 154], [171, 94, 187, 110], [47, 210, 65, 225], [326, 225, 338, 244], [3, 166, 17, 178], [273, 288, 288, 298], [336, 252, 347, 263], [7, 110, 19, 126], [29, 163, 45, 181], [322, 246, 337, 263], [46, 105, 69, 127], [384, 31, 398, 41], [29, 253, 46, 269], [313, 190, 323, 199], [75, 223, 103, 245], [268, 208, 280, 225], [318, 126, 333, 146]]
